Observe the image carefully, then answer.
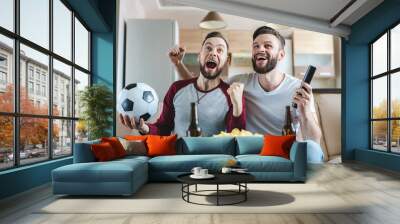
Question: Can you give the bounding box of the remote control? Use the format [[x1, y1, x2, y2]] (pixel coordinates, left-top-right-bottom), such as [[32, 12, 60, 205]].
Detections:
[[292, 65, 316, 108]]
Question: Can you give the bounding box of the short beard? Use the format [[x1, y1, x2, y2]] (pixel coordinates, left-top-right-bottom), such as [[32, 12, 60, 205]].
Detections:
[[199, 62, 224, 80], [252, 53, 278, 74]]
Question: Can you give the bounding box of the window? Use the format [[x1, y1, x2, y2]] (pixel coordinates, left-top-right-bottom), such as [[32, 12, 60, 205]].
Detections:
[[20, 0, 49, 49], [0, 0, 91, 170], [0, 0, 14, 31], [28, 81, 34, 94], [0, 55, 7, 67], [0, 116, 13, 170], [75, 18, 89, 70], [35, 83, 40, 95], [371, 23, 400, 153], [29, 67, 34, 80], [0, 35, 13, 113], [74, 69, 89, 118], [53, 0, 72, 60], [0, 71, 6, 85], [42, 85, 46, 97], [35, 70, 40, 81]]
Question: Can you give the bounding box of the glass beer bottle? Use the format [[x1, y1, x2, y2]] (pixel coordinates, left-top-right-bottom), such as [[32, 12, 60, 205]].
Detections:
[[187, 102, 202, 137], [282, 105, 295, 136]]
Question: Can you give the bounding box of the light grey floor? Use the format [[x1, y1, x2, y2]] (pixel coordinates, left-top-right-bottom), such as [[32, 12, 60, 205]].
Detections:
[[1, 162, 400, 224]]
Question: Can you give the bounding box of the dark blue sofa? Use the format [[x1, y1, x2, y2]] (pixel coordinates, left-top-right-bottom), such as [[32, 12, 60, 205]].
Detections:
[[52, 136, 307, 196]]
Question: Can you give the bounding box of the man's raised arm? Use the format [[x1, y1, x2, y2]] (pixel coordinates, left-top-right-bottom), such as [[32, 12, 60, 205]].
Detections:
[[168, 46, 196, 80]]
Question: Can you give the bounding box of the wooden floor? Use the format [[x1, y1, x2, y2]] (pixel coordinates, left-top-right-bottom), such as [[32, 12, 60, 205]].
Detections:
[[1, 162, 400, 224]]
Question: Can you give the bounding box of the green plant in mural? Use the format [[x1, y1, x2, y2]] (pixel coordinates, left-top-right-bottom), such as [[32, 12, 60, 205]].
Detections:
[[79, 84, 113, 140]]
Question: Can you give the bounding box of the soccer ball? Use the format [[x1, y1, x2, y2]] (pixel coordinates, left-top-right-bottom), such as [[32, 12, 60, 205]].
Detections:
[[117, 83, 159, 123]]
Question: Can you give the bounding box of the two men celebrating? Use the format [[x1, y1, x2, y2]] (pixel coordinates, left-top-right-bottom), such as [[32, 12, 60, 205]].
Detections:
[[121, 26, 324, 163]]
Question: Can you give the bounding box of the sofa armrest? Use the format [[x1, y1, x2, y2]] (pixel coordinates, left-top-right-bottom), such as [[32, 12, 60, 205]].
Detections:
[[289, 141, 307, 182], [73, 140, 100, 163]]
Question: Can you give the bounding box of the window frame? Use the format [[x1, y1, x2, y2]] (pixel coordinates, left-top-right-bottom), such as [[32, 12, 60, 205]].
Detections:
[[0, 0, 92, 171], [370, 20, 400, 154]]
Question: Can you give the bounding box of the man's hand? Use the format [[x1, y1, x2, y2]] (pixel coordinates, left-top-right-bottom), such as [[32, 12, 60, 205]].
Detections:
[[168, 46, 185, 66], [292, 82, 314, 115], [227, 82, 244, 117], [119, 114, 149, 134], [292, 82, 322, 143]]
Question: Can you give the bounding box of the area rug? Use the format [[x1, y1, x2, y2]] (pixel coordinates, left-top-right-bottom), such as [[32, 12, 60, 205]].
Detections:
[[37, 183, 362, 214]]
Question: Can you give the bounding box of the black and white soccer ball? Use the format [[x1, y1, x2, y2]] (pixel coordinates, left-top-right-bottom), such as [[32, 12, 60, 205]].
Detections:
[[117, 83, 159, 123]]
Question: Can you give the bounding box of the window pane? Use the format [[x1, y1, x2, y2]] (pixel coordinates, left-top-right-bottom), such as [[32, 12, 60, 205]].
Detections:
[[20, 117, 49, 165], [372, 121, 388, 151], [74, 69, 89, 118], [372, 33, 387, 76], [75, 18, 89, 70], [20, 0, 49, 49], [391, 120, 400, 153], [53, 59, 72, 117], [391, 72, 400, 118], [53, 0, 72, 60], [0, 35, 14, 112], [53, 119, 72, 158], [0, 116, 13, 170], [391, 24, 400, 70], [75, 120, 88, 143], [20, 44, 49, 115], [0, 0, 14, 31], [372, 77, 387, 119]]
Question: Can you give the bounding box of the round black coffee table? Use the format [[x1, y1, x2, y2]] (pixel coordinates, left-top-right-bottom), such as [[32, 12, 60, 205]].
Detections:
[[177, 173, 255, 206]]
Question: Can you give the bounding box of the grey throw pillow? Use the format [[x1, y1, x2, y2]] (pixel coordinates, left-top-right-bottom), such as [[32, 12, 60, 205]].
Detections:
[[119, 138, 147, 156]]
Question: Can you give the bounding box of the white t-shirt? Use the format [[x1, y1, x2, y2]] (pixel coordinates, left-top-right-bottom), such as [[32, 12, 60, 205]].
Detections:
[[228, 73, 315, 135]]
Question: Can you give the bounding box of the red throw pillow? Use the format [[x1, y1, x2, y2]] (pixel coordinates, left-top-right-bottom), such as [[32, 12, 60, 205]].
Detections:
[[91, 142, 117, 161], [146, 135, 177, 157], [124, 135, 148, 141], [259, 135, 296, 159], [101, 137, 126, 158]]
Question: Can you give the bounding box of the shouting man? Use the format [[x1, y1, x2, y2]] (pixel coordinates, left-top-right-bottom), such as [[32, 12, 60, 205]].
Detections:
[[120, 32, 245, 137], [170, 26, 324, 162]]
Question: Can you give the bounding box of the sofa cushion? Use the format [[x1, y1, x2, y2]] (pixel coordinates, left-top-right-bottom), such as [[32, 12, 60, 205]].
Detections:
[[146, 135, 177, 157], [119, 139, 147, 156], [73, 140, 100, 163], [260, 135, 296, 159], [91, 142, 118, 161], [148, 154, 235, 172], [236, 155, 293, 172], [236, 136, 263, 155], [53, 158, 148, 183], [178, 137, 235, 155], [101, 137, 127, 158]]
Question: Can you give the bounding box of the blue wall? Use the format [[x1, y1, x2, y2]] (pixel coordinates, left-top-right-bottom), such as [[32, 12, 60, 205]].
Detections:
[[343, 0, 400, 171], [91, 32, 115, 136], [0, 158, 72, 199], [0, 0, 116, 200]]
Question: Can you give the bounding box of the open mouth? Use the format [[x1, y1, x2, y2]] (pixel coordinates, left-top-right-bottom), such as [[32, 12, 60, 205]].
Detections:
[[255, 54, 268, 62], [206, 60, 217, 69]]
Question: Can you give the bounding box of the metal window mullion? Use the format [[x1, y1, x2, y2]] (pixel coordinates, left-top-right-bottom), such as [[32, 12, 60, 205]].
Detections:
[[13, 0, 20, 167], [370, 45, 373, 149], [387, 30, 391, 152], [71, 11, 76, 155], [48, 0, 53, 160]]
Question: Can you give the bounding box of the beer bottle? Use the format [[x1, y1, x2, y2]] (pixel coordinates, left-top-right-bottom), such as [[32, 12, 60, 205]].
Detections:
[[187, 102, 202, 137], [282, 105, 295, 136]]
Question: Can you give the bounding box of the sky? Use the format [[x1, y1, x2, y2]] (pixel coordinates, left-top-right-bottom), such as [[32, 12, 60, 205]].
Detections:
[[0, 0, 89, 75]]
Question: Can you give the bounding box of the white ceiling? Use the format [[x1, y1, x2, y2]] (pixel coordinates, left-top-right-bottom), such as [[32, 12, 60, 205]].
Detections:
[[127, 0, 384, 37]]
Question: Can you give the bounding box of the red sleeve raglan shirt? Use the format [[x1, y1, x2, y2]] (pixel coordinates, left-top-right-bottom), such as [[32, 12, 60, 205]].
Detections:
[[147, 78, 246, 137]]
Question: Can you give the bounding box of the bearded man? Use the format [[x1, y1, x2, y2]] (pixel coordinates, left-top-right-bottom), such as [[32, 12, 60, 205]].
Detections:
[[120, 31, 245, 137], [170, 26, 324, 162]]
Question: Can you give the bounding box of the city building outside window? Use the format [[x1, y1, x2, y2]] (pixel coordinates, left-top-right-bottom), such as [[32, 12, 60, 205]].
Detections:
[[0, 0, 91, 170]]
